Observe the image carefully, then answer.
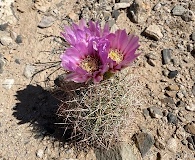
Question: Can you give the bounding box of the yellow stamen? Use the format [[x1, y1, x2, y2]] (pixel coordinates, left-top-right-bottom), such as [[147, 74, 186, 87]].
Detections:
[[109, 49, 123, 64], [80, 55, 99, 72]]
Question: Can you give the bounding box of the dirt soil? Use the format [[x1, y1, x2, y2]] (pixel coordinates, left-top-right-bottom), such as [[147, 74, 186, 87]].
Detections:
[[0, 0, 195, 160]]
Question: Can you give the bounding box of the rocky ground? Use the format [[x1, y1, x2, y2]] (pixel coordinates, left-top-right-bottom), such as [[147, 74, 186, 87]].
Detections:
[[0, 0, 195, 159]]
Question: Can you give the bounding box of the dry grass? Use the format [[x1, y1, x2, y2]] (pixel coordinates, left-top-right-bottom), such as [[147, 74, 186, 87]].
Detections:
[[55, 68, 142, 150]]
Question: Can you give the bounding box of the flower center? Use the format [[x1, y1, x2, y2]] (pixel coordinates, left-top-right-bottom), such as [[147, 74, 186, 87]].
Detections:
[[108, 49, 123, 64], [80, 55, 99, 72]]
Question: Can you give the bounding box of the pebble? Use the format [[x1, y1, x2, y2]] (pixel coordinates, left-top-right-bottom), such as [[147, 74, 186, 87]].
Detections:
[[177, 92, 184, 99], [167, 84, 180, 91], [168, 70, 178, 79], [176, 101, 186, 108], [185, 122, 195, 134], [145, 53, 157, 60], [143, 108, 150, 117], [128, 0, 151, 23], [112, 10, 120, 20], [0, 23, 8, 31], [36, 149, 44, 158], [181, 10, 195, 22], [15, 35, 22, 44], [0, 58, 6, 74], [147, 59, 156, 66], [15, 59, 20, 64], [114, 3, 130, 10], [171, 5, 186, 16], [185, 103, 195, 112], [23, 64, 35, 79], [0, 36, 13, 46], [192, 84, 195, 96], [167, 138, 178, 153], [153, 2, 161, 11], [148, 106, 163, 119], [189, 2, 195, 12], [144, 24, 163, 41], [2, 79, 14, 89], [154, 139, 165, 150], [135, 132, 154, 157], [167, 112, 178, 124], [162, 49, 171, 65], [191, 32, 195, 41], [186, 136, 195, 150], [38, 16, 55, 28]]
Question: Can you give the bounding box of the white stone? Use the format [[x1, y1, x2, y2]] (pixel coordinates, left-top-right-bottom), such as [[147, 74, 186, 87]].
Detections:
[[36, 149, 44, 158], [0, 36, 13, 46], [2, 79, 14, 89], [144, 24, 163, 40], [23, 64, 35, 79], [185, 103, 195, 111], [114, 3, 131, 10], [167, 138, 177, 153]]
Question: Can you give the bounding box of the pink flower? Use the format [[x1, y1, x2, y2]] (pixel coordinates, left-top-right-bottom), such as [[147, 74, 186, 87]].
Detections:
[[61, 19, 110, 46], [60, 38, 109, 83], [106, 30, 140, 72]]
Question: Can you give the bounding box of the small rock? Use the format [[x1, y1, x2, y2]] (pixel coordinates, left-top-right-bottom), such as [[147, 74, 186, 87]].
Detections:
[[148, 107, 163, 119], [153, 2, 161, 11], [103, 11, 111, 21], [114, 3, 130, 10], [0, 23, 8, 31], [192, 84, 195, 96], [161, 97, 175, 105], [168, 70, 178, 79], [38, 16, 55, 28], [167, 84, 180, 91], [15, 59, 20, 64], [145, 53, 157, 60], [176, 101, 186, 108], [135, 132, 154, 157], [143, 108, 149, 117], [154, 139, 165, 150], [187, 44, 193, 52], [188, 142, 195, 150], [36, 149, 44, 158], [186, 136, 195, 150], [2, 79, 14, 89], [163, 69, 169, 76], [191, 32, 195, 41], [185, 103, 195, 112], [144, 24, 163, 41], [189, 2, 195, 12], [112, 10, 120, 20], [167, 138, 178, 153], [0, 58, 6, 74], [147, 59, 156, 66], [181, 10, 195, 22], [167, 112, 178, 124], [172, 5, 186, 16], [185, 122, 195, 134], [128, 0, 151, 23], [0, 36, 13, 46], [15, 35, 22, 44], [177, 92, 184, 99], [165, 91, 176, 98], [189, 67, 195, 81], [23, 64, 35, 79], [162, 49, 171, 64]]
